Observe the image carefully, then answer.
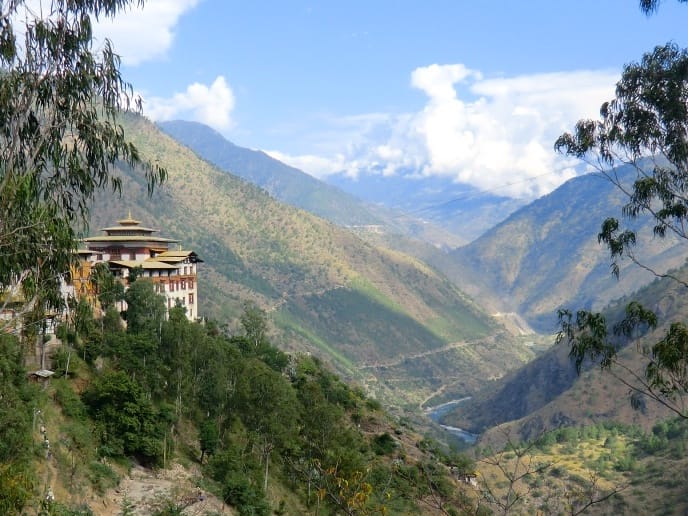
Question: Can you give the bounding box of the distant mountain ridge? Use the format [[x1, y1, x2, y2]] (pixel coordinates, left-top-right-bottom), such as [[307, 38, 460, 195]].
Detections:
[[157, 120, 464, 249], [326, 171, 526, 242], [158, 120, 381, 227]]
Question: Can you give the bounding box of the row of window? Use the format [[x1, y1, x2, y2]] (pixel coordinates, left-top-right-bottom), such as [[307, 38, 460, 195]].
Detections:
[[159, 279, 194, 292], [156, 280, 194, 293], [167, 293, 194, 307]]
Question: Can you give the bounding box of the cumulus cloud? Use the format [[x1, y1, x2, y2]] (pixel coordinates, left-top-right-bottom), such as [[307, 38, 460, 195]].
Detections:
[[92, 0, 201, 66], [142, 76, 236, 131], [275, 65, 618, 200]]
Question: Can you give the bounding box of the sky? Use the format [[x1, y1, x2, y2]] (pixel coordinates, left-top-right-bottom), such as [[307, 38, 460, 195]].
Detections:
[[87, 0, 688, 200]]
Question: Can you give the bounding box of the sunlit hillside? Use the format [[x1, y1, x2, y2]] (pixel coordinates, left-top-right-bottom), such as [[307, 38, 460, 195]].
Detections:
[[86, 112, 535, 407]]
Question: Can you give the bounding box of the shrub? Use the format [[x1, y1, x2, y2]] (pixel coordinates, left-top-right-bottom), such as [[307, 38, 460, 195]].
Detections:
[[372, 433, 397, 455]]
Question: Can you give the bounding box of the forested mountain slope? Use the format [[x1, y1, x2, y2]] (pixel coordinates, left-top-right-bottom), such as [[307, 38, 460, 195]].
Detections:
[[449, 167, 686, 333], [88, 113, 533, 407]]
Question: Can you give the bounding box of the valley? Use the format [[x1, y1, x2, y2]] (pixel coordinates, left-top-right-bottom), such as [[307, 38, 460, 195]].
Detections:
[[148, 113, 688, 512], [4, 1, 688, 514], [88, 113, 538, 413], [149, 115, 688, 433]]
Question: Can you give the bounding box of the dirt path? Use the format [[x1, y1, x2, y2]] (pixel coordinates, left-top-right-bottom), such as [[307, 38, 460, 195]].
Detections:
[[96, 463, 229, 515], [358, 341, 467, 370]]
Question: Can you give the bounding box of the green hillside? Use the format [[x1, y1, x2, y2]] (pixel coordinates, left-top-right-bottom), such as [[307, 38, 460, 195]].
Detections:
[[474, 420, 688, 514], [88, 112, 533, 407]]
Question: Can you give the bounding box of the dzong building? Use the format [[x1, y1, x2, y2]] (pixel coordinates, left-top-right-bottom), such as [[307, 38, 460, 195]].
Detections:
[[77, 213, 202, 320]]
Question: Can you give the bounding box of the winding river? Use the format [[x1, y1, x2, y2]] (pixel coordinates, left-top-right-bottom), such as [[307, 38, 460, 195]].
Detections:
[[425, 397, 479, 444]]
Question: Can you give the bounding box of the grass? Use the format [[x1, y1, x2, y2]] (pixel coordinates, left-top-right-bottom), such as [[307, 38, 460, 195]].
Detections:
[[273, 309, 356, 374]]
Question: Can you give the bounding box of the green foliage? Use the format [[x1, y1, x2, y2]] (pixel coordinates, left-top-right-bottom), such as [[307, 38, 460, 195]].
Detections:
[[199, 419, 219, 463], [91, 262, 124, 310], [23, 284, 463, 514], [556, 41, 688, 417], [0, 335, 38, 513], [240, 302, 268, 348], [372, 432, 397, 455], [208, 442, 269, 516], [0, 0, 164, 321], [87, 461, 119, 495], [54, 379, 87, 420], [123, 279, 166, 336], [82, 371, 170, 465]]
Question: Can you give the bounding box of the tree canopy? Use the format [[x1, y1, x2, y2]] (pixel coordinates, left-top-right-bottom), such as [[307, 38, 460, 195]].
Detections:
[[0, 0, 165, 324], [555, 36, 688, 416]]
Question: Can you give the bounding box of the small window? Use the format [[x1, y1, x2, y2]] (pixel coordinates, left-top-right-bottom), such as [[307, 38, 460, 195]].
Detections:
[[189, 293, 194, 305]]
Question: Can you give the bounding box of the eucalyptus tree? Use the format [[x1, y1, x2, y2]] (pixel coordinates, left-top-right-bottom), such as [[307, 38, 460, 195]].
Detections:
[[555, 41, 688, 417], [0, 0, 165, 329]]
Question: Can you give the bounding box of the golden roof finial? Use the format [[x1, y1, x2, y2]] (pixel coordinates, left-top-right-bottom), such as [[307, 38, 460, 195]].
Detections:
[[117, 211, 141, 226]]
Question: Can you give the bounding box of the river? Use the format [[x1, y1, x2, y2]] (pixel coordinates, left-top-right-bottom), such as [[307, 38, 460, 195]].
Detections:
[[425, 397, 479, 444]]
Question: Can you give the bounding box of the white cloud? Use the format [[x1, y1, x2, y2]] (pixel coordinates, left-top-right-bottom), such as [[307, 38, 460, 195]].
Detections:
[[14, 0, 199, 67], [142, 76, 235, 130], [266, 151, 351, 177], [275, 65, 618, 200], [93, 0, 201, 66]]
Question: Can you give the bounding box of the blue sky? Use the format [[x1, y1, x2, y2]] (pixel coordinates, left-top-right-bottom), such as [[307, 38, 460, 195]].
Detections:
[[91, 0, 688, 199]]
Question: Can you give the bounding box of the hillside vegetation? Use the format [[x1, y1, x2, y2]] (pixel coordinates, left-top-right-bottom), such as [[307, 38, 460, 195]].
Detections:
[[444, 258, 688, 445], [473, 420, 688, 514], [87, 113, 534, 407], [1, 283, 483, 514]]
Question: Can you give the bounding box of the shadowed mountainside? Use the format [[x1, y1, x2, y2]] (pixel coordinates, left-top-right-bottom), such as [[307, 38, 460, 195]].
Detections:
[[444, 261, 688, 444]]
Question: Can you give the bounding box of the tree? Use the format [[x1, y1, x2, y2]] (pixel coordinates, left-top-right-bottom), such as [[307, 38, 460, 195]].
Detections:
[[555, 40, 688, 417], [82, 370, 169, 465], [236, 359, 300, 492], [199, 419, 219, 464], [0, 334, 38, 513], [0, 0, 165, 329], [91, 262, 124, 310], [124, 279, 165, 336], [639, 0, 688, 15], [240, 301, 268, 348]]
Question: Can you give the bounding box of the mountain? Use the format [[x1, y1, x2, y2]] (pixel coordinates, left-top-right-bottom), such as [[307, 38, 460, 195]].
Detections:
[[443, 262, 688, 443], [88, 113, 535, 408], [326, 170, 527, 242], [447, 167, 686, 333], [157, 120, 464, 249]]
